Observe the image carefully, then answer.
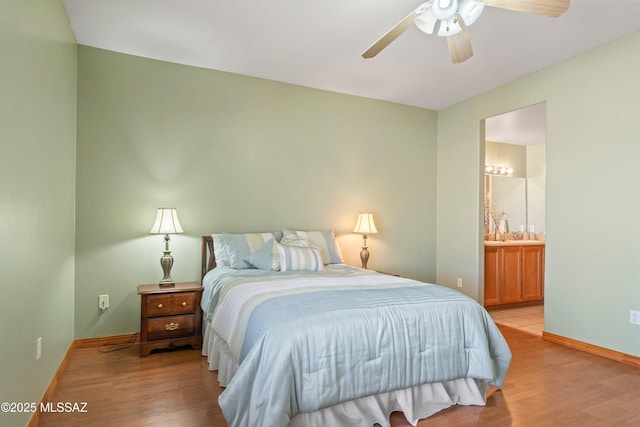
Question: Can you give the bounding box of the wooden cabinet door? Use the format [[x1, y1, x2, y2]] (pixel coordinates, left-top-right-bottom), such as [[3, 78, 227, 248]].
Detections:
[[484, 246, 501, 306], [501, 246, 522, 303], [522, 245, 544, 301]]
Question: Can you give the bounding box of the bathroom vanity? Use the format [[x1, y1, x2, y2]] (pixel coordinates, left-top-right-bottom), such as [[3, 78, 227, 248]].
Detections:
[[484, 240, 544, 308]]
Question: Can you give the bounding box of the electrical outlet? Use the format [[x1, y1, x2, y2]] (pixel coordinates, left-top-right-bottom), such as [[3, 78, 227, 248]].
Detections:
[[630, 310, 640, 326], [456, 278, 463, 288], [37, 337, 42, 360], [99, 294, 109, 312]]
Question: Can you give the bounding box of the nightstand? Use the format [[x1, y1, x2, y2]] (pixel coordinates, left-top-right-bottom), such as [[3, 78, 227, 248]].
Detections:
[[137, 282, 203, 357]]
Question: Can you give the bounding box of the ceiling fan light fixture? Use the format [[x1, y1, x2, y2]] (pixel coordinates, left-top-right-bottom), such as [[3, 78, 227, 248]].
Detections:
[[431, 0, 459, 21], [437, 18, 458, 36], [432, 0, 484, 36], [430, 0, 484, 37], [415, 6, 438, 34]]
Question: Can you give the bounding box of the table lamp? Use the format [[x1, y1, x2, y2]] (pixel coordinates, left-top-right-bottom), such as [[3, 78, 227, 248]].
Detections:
[[353, 213, 378, 269], [149, 208, 184, 287]]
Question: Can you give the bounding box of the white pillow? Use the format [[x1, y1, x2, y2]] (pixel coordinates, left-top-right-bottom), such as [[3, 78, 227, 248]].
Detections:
[[212, 233, 230, 266]]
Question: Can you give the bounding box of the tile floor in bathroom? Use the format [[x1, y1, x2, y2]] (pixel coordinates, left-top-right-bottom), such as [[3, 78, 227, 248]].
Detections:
[[488, 304, 544, 336]]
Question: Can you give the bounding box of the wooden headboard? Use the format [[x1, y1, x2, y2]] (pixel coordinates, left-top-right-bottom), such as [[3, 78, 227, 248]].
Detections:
[[201, 236, 217, 281]]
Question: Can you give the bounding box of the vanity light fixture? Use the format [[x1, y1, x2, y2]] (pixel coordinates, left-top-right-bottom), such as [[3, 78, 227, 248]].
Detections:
[[353, 213, 378, 269], [149, 208, 184, 287], [485, 165, 513, 176]]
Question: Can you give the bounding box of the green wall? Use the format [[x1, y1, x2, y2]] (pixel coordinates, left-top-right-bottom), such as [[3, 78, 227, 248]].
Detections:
[[0, 1, 77, 426], [436, 33, 640, 356], [75, 46, 438, 338]]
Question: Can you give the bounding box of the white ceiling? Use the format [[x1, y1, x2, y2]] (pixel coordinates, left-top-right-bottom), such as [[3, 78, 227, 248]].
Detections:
[[62, 0, 638, 143]]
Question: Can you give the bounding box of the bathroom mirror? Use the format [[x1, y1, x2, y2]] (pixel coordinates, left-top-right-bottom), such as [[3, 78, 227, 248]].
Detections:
[[486, 175, 526, 233]]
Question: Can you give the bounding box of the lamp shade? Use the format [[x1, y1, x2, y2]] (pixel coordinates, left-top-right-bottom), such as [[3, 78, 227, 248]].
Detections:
[[353, 213, 378, 234], [150, 208, 184, 234]]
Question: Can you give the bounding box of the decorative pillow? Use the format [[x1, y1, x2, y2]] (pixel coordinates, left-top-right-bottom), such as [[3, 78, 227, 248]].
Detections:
[[243, 234, 323, 271], [276, 241, 324, 272], [279, 233, 321, 249], [212, 233, 230, 266], [223, 231, 283, 269], [282, 229, 344, 265], [244, 239, 280, 271]]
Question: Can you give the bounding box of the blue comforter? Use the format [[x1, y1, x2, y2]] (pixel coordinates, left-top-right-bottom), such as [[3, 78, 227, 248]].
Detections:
[[202, 265, 511, 427]]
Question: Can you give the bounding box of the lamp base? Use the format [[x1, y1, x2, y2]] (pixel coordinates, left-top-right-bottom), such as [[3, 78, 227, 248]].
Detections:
[[159, 251, 175, 287], [360, 246, 370, 269]]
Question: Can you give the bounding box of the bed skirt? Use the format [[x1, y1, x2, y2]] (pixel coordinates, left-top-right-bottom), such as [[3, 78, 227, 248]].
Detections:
[[202, 321, 488, 427]]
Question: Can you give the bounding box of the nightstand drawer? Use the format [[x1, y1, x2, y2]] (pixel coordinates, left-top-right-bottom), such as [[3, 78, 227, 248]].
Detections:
[[146, 294, 173, 316], [146, 292, 196, 317], [146, 314, 195, 341], [171, 292, 196, 314]]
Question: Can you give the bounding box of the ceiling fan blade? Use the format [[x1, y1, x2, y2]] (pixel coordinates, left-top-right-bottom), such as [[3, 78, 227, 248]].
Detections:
[[484, 0, 570, 17], [447, 13, 473, 63], [362, 9, 420, 58]]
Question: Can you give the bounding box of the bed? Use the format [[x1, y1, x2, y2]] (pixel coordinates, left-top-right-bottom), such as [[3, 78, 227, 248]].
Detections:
[[200, 231, 511, 427]]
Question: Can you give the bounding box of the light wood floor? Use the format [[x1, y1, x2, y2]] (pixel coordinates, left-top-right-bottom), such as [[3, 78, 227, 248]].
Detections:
[[38, 325, 639, 427]]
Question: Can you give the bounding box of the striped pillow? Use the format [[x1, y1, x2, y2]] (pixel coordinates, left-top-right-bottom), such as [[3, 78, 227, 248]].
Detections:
[[276, 242, 323, 272], [282, 229, 344, 264], [279, 233, 322, 250]]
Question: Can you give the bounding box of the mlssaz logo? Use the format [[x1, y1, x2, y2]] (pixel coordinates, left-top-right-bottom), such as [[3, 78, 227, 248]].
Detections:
[[40, 402, 88, 413]]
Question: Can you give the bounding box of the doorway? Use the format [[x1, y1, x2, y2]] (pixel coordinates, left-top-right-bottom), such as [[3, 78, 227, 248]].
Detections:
[[482, 102, 546, 335]]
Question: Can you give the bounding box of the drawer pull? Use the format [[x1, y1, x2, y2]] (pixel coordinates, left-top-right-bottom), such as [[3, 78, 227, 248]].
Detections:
[[181, 301, 187, 307], [165, 322, 180, 331], [157, 303, 163, 309]]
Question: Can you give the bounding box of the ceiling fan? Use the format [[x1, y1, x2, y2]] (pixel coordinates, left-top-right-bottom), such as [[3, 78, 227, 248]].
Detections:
[[362, 0, 570, 63]]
